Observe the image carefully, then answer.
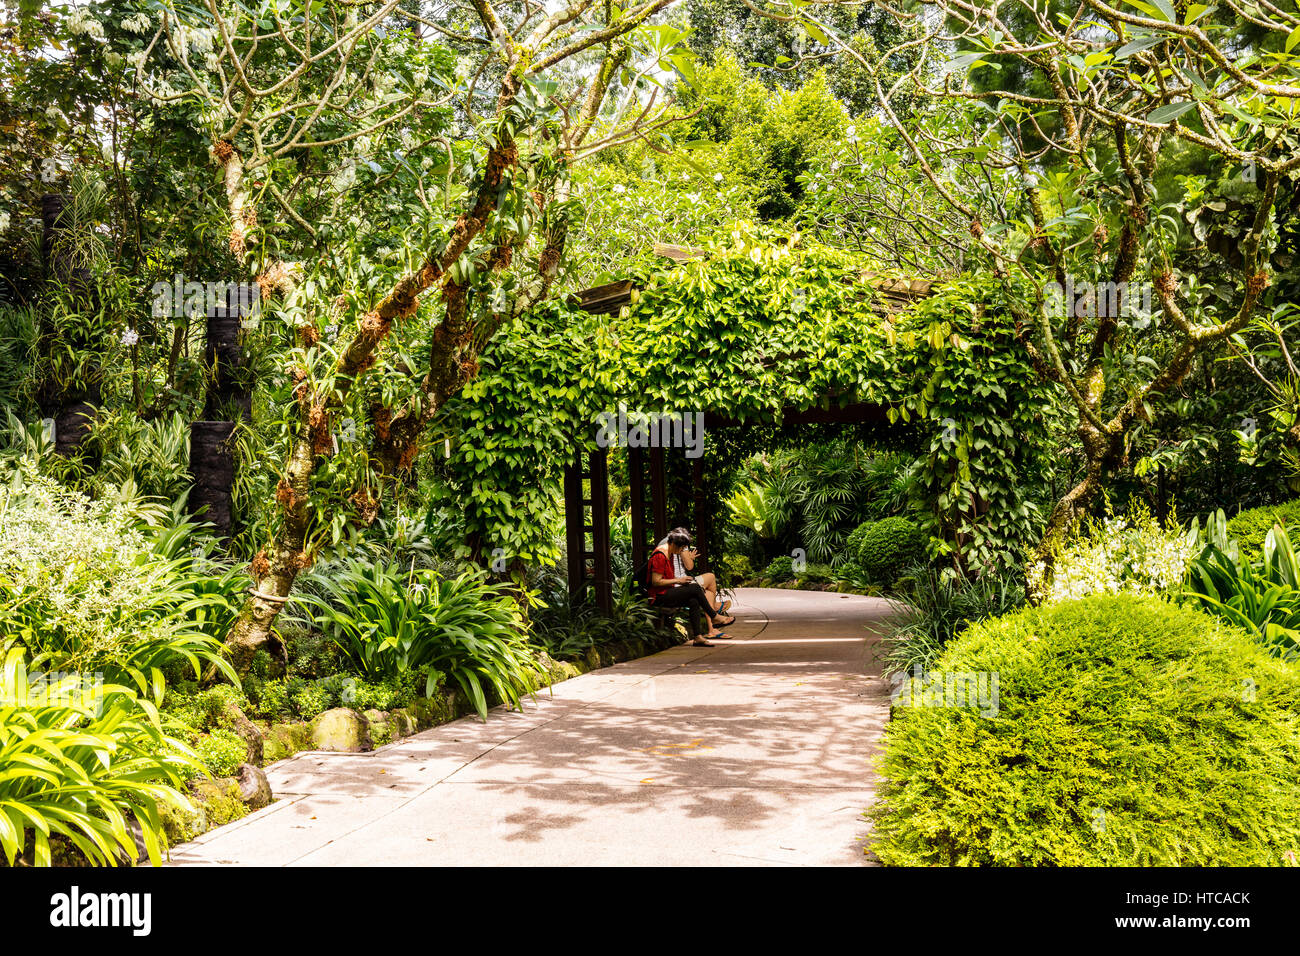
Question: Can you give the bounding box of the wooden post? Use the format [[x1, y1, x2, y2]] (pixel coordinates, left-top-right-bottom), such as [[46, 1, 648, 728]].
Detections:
[[189, 421, 237, 537], [39, 192, 100, 457], [563, 455, 586, 610], [590, 448, 613, 614], [691, 454, 709, 572], [189, 288, 252, 540], [649, 446, 668, 544], [629, 447, 647, 571]]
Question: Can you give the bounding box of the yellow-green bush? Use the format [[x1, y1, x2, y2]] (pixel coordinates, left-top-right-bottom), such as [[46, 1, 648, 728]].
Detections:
[[1228, 499, 1300, 556], [870, 594, 1300, 866]]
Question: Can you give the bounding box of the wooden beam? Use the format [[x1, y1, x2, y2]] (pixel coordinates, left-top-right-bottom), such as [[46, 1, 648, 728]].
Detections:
[[653, 242, 709, 262], [703, 400, 891, 429], [571, 278, 636, 316]]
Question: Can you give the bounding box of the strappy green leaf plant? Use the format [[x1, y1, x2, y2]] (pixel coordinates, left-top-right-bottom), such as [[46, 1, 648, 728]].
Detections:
[[1182, 524, 1300, 661], [0, 649, 201, 867], [299, 562, 537, 720]]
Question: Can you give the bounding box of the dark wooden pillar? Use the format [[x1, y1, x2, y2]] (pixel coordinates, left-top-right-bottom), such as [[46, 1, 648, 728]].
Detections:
[[629, 446, 648, 571], [649, 446, 668, 544], [691, 455, 710, 572], [563, 447, 613, 614], [590, 448, 612, 615], [39, 192, 100, 457], [563, 456, 585, 610]]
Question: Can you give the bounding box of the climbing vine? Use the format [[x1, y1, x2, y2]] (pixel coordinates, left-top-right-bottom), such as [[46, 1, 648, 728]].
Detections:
[[441, 229, 1053, 575]]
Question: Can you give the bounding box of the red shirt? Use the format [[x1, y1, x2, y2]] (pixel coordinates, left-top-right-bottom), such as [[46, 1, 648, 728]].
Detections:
[[648, 550, 675, 601]]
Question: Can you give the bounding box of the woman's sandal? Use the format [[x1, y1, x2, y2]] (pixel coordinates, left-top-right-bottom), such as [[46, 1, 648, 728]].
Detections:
[[714, 615, 737, 627], [691, 638, 716, 647]]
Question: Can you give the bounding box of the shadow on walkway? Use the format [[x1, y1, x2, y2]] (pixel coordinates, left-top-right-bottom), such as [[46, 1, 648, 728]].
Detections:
[[169, 588, 898, 867]]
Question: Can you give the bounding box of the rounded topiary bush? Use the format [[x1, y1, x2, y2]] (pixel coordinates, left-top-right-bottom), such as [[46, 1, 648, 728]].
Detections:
[[844, 521, 874, 569], [1228, 498, 1300, 556], [856, 516, 925, 584], [764, 555, 794, 581], [869, 595, 1300, 866]]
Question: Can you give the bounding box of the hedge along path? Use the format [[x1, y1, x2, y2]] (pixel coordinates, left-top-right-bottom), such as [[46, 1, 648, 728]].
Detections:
[[440, 229, 1053, 576]]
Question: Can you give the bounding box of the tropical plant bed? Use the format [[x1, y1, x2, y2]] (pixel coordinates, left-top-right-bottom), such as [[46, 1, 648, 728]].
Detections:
[[162, 629, 687, 853]]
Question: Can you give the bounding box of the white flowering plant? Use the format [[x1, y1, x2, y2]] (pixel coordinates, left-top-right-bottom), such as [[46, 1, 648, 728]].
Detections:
[[1028, 506, 1202, 605], [0, 471, 239, 698]]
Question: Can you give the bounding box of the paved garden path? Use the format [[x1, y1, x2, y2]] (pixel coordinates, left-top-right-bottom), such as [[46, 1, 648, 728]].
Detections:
[[169, 587, 896, 866]]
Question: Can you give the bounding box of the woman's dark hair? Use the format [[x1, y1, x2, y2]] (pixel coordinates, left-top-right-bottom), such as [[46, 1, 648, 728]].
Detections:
[[666, 527, 692, 547]]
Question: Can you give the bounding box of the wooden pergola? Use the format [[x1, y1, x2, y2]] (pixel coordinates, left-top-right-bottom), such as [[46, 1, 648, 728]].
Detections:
[[562, 245, 936, 613]]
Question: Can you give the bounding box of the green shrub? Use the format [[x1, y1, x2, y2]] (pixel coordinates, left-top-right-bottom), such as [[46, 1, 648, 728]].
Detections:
[[764, 555, 794, 580], [880, 563, 1027, 677], [1182, 524, 1300, 660], [796, 562, 833, 584], [290, 680, 333, 719], [724, 554, 754, 581], [193, 728, 248, 778], [844, 520, 874, 569], [1228, 499, 1300, 556], [350, 673, 422, 711], [245, 677, 291, 720], [870, 595, 1300, 866], [299, 561, 536, 720], [531, 577, 661, 660], [0, 473, 237, 698], [0, 649, 200, 866], [856, 516, 925, 584]]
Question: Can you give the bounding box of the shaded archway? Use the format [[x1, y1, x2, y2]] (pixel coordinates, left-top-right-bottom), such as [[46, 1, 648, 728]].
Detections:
[[562, 250, 935, 612]]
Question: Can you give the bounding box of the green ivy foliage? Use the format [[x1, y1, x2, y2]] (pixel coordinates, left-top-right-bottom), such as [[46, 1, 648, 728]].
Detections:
[[440, 230, 1051, 574], [436, 303, 608, 566]]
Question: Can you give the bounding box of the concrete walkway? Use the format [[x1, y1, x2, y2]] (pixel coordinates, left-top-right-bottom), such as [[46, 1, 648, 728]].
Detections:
[[169, 587, 896, 866]]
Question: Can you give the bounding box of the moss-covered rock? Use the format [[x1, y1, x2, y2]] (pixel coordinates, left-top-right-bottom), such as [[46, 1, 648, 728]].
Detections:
[[410, 693, 457, 729], [364, 709, 394, 746], [310, 707, 372, 752], [162, 778, 251, 846], [236, 763, 272, 811], [387, 707, 418, 738], [263, 721, 314, 763]]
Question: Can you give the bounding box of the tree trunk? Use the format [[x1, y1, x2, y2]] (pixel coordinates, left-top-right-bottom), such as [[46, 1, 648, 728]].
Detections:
[[208, 437, 314, 680], [1035, 420, 1123, 566]]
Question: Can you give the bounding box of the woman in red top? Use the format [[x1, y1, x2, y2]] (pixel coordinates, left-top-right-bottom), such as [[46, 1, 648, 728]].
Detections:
[[649, 529, 729, 646]]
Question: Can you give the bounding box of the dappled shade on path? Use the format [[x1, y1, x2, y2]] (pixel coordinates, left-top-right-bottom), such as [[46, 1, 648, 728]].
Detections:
[[169, 588, 895, 867]]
